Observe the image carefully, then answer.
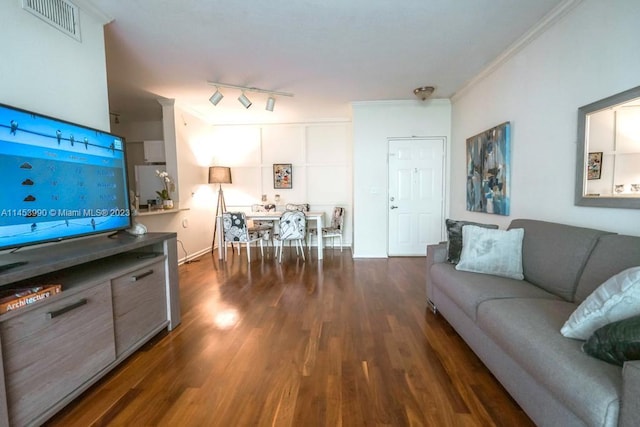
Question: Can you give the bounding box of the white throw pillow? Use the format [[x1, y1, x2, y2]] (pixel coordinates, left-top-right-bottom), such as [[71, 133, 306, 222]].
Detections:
[[561, 266, 640, 340], [455, 225, 524, 280]]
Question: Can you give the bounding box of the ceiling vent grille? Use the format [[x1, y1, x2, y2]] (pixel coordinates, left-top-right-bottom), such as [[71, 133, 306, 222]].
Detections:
[[22, 0, 81, 41]]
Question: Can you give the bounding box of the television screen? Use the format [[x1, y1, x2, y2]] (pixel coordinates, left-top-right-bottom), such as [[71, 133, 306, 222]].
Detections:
[[0, 103, 132, 251]]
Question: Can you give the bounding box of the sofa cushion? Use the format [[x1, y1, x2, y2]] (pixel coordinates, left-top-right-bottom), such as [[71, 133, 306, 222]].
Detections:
[[561, 266, 640, 340], [445, 219, 498, 264], [583, 315, 640, 366], [456, 226, 524, 280], [430, 263, 560, 321], [508, 219, 612, 301], [574, 234, 640, 303], [477, 298, 622, 427]]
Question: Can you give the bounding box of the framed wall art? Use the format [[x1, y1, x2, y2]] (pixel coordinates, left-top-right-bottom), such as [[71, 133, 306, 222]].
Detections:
[[587, 152, 602, 180], [466, 122, 511, 215], [273, 163, 292, 189]]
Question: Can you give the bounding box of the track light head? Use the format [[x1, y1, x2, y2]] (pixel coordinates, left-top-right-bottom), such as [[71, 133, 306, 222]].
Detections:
[[266, 96, 276, 112], [238, 92, 252, 109], [209, 89, 224, 106], [206, 82, 294, 110]]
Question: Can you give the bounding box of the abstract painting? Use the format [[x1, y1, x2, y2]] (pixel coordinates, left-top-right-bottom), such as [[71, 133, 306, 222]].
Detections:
[[466, 122, 511, 215]]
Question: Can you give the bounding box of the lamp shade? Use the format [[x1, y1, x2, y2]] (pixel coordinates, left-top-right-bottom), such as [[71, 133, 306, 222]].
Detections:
[[208, 166, 232, 184]]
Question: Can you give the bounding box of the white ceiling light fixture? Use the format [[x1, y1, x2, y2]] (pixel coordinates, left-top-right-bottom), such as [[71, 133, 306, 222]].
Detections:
[[238, 92, 252, 109], [207, 81, 293, 112], [209, 88, 224, 106], [413, 86, 435, 101], [265, 96, 276, 112]]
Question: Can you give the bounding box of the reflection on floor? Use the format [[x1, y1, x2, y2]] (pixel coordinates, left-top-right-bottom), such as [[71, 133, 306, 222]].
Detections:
[[47, 246, 532, 426]]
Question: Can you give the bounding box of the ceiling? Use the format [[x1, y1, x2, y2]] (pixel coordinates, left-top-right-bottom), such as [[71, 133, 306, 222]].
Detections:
[[90, 0, 566, 125]]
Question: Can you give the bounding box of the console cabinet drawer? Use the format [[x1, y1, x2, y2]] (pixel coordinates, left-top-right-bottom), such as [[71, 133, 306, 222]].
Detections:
[[1, 282, 115, 426], [112, 261, 167, 356]]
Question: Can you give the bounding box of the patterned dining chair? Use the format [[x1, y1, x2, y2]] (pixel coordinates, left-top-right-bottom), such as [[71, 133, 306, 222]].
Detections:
[[308, 207, 345, 251], [222, 212, 264, 262], [275, 210, 306, 262], [249, 204, 275, 246], [284, 203, 310, 212], [284, 203, 310, 246]]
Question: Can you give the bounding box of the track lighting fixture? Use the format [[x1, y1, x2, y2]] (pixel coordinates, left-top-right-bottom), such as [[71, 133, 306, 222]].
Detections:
[[265, 96, 276, 112], [238, 92, 252, 109], [207, 81, 293, 112], [209, 88, 224, 106]]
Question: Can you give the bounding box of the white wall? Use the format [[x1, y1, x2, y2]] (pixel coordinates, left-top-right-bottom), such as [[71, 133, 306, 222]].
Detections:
[[112, 119, 164, 141], [0, 1, 110, 131], [127, 106, 353, 261], [450, 0, 640, 236], [352, 100, 452, 258], [208, 122, 354, 247], [131, 106, 216, 262]]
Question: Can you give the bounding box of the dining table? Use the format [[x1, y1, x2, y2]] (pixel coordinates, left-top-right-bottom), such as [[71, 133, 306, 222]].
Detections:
[[217, 211, 326, 261]]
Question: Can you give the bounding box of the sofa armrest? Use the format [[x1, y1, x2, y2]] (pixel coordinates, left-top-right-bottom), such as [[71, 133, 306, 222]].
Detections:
[[426, 242, 447, 308], [620, 360, 640, 426], [427, 242, 447, 265]]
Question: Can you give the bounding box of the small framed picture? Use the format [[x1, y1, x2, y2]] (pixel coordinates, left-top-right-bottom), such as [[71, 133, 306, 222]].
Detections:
[[273, 163, 292, 189], [587, 152, 602, 180]]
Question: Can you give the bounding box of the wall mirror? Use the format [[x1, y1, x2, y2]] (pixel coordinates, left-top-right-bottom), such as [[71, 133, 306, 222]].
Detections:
[[575, 85, 640, 209]]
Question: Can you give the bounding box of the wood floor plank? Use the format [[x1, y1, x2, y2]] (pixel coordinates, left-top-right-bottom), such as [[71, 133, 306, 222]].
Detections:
[[46, 248, 533, 427]]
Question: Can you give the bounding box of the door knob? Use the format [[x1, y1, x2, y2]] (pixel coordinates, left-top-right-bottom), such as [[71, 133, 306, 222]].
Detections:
[[390, 205, 398, 209]]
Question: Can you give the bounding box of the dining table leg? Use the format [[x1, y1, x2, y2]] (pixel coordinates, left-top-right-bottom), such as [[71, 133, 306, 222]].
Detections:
[[316, 215, 323, 260]]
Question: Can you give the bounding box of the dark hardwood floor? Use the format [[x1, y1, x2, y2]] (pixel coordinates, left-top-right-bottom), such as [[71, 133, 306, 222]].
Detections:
[[46, 246, 533, 426]]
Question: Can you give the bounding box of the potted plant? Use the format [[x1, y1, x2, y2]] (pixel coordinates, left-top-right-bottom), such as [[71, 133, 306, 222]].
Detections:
[[155, 170, 174, 209]]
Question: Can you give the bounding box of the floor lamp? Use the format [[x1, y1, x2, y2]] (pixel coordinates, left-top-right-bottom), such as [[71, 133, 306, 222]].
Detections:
[[209, 166, 232, 254]]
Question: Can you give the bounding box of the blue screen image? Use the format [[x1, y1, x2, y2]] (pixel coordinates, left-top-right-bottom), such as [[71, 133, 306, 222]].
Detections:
[[0, 104, 131, 250]]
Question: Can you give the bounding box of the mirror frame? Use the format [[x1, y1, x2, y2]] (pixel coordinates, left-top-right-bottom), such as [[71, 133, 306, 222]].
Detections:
[[575, 85, 640, 209]]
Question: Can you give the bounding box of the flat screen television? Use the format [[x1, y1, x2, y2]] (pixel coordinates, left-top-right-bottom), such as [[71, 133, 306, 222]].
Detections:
[[0, 102, 132, 252]]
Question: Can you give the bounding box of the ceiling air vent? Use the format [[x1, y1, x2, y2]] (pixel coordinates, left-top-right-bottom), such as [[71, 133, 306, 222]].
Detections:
[[22, 0, 81, 41]]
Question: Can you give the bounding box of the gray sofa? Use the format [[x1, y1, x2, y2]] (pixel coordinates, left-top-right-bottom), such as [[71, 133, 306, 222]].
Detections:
[[426, 219, 640, 427]]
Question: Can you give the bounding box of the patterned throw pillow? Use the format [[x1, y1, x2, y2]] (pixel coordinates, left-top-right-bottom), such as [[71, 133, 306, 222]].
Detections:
[[561, 266, 640, 340], [455, 225, 525, 280], [445, 219, 498, 264]]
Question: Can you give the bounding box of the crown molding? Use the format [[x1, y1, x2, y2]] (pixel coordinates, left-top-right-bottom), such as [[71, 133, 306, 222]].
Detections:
[[351, 99, 451, 107], [451, 0, 583, 103]]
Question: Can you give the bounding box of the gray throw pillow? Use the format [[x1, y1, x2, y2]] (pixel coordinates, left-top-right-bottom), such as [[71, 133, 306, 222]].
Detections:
[[445, 219, 498, 264], [582, 315, 640, 366]]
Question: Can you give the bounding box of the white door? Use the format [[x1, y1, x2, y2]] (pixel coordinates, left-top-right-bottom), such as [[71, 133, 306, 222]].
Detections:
[[388, 138, 445, 256]]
